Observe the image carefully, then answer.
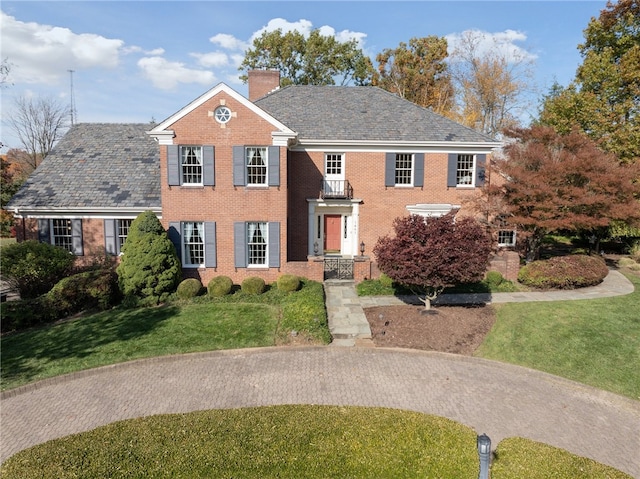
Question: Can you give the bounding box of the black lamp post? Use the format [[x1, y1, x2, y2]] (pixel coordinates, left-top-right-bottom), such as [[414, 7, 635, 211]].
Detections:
[[477, 433, 491, 479], [360, 241, 365, 256]]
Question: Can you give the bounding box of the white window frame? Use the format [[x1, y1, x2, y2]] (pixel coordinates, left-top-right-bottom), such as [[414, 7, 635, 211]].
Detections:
[[456, 154, 476, 187], [117, 219, 133, 253], [52, 219, 73, 253], [180, 146, 203, 186], [498, 230, 516, 247], [182, 221, 205, 267], [246, 147, 268, 186], [394, 153, 414, 186], [247, 221, 268, 267]]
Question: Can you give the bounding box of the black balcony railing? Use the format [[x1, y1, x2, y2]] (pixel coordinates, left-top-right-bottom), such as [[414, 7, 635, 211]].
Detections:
[[320, 180, 353, 199]]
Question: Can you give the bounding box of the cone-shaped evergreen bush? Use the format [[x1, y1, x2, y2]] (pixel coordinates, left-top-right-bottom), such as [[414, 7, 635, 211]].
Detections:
[[116, 211, 181, 303]]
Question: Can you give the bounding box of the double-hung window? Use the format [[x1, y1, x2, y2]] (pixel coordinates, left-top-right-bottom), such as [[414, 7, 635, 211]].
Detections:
[[246, 147, 268, 186], [385, 153, 424, 187], [498, 230, 516, 247], [38, 218, 83, 255], [182, 222, 205, 266], [456, 154, 475, 186], [52, 219, 73, 252], [181, 146, 203, 185], [117, 219, 132, 252], [395, 153, 413, 186], [168, 221, 216, 268], [247, 222, 268, 266], [234, 222, 280, 268], [448, 153, 486, 188]]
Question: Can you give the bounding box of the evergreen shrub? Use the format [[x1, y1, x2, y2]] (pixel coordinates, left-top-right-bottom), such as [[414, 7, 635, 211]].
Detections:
[[277, 274, 300, 292], [518, 254, 608, 289], [207, 276, 233, 297], [176, 278, 203, 299], [241, 276, 265, 295]]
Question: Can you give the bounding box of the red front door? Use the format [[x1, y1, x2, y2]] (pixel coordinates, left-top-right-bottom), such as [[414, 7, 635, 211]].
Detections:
[[324, 215, 341, 252]]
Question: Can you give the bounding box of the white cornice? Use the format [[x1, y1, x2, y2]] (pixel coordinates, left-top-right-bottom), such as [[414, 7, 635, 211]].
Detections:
[[289, 139, 503, 153], [9, 206, 162, 219]]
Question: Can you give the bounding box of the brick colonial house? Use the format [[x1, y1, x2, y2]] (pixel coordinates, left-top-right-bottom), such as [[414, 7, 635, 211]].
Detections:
[[7, 70, 518, 283]]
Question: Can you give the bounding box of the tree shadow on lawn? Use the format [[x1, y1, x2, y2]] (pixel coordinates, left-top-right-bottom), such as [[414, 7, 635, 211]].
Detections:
[[1, 305, 178, 388]]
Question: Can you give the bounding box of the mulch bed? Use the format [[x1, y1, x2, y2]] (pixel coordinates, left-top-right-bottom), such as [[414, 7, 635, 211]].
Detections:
[[364, 304, 496, 355]]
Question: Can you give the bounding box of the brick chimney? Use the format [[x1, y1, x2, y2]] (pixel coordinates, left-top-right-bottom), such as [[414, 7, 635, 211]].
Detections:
[[248, 69, 280, 101]]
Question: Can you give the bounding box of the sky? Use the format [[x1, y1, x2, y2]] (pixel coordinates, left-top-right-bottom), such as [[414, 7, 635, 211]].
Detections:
[[0, 1, 606, 151]]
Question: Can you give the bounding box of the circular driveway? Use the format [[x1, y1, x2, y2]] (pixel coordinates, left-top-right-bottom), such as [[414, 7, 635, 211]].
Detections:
[[2, 347, 638, 476]]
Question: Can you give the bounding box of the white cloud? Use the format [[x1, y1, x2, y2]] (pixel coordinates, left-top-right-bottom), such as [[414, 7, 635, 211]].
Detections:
[[209, 33, 248, 52], [250, 18, 367, 48], [446, 29, 538, 63], [191, 51, 230, 68], [137, 56, 216, 90], [0, 11, 124, 84]]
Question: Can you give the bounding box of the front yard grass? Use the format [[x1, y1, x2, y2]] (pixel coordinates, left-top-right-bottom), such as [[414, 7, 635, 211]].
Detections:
[[1, 279, 329, 391], [1, 405, 630, 479], [476, 273, 640, 400]]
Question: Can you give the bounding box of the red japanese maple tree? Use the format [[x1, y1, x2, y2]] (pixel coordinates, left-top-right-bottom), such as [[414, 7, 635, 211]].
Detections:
[[373, 213, 492, 309]]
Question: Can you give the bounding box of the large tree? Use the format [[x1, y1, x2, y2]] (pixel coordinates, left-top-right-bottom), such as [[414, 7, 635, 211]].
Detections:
[[239, 29, 374, 87], [449, 30, 535, 137], [9, 96, 69, 170], [373, 213, 492, 310], [374, 36, 455, 115], [485, 126, 640, 261], [539, 0, 640, 164]]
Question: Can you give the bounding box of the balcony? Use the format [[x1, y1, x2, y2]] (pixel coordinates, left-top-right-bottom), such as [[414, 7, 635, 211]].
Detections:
[[320, 180, 353, 199]]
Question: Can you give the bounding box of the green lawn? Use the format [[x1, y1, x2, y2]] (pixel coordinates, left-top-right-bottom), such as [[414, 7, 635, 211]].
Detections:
[[1, 280, 330, 391], [1, 405, 630, 479], [476, 273, 640, 400]]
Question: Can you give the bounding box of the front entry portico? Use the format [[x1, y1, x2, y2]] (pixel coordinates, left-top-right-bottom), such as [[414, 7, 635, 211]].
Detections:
[[307, 199, 362, 257]]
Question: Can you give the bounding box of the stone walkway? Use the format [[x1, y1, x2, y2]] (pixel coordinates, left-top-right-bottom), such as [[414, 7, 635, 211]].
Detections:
[[1, 270, 638, 476], [328, 269, 635, 345]]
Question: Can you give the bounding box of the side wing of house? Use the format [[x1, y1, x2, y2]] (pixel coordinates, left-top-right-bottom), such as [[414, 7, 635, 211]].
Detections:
[[6, 123, 161, 262]]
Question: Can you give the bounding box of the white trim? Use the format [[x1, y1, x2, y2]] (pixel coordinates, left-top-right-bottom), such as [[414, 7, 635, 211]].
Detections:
[[10, 207, 162, 219], [290, 140, 501, 152], [147, 83, 296, 144], [406, 203, 460, 217]]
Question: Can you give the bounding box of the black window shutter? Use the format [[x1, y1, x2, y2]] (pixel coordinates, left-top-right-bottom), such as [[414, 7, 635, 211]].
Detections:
[[414, 153, 424, 187], [204, 222, 217, 268], [71, 219, 84, 256], [104, 219, 117, 255], [447, 153, 458, 187], [384, 153, 395, 187], [233, 146, 246, 186], [268, 146, 280, 186], [167, 145, 180, 186], [268, 222, 280, 268], [476, 154, 486, 187], [38, 219, 50, 243], [168, 222, 182, 262], [203, 145, 215, 186]]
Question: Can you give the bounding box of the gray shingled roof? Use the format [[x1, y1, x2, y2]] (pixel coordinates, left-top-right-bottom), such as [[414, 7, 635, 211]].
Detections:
[[7, 123, 160, 211], [255, 85, 496, 143]]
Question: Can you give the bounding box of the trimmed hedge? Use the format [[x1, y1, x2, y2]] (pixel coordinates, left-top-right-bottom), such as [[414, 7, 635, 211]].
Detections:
[[176, 278, 203, 299], [277, 274, 300, 292], [1, 269, 120, 334], [208, 276, 233, 297], [241, 276, 265, 295], [518, 254, 609, 289]]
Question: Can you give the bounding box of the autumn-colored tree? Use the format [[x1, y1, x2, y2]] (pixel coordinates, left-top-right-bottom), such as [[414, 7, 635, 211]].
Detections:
[[239, 29, 374, 87], [539, 0, 639, 164], [373, 213, 492, 310], [449, 30, 535, 137], [374, 36, 455, 115], [485, 126, 640, 261]]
